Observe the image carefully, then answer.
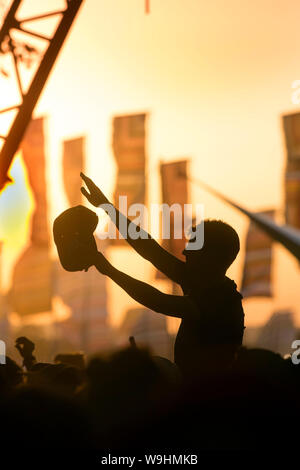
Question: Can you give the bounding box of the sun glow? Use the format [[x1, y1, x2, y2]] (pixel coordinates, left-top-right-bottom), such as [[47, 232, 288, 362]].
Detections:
[[0, 153, 34, 291]]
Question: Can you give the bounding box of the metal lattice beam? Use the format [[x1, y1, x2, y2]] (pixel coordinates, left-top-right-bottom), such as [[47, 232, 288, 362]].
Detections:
[[0, 0, 83, 190]]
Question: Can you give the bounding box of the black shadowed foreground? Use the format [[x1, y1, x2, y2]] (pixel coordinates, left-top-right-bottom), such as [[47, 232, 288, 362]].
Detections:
[[0, 340, 299, 450]]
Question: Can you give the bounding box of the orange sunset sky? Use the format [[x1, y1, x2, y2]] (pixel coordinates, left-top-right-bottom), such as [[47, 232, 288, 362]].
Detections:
[[1, 0, 300, 332]]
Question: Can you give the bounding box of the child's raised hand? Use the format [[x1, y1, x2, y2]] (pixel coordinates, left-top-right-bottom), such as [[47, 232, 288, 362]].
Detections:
[[80, 172, 109, 207]]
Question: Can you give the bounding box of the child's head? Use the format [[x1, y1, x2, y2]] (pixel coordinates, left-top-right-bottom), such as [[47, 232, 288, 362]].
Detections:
[[183, 219, 240, 275]]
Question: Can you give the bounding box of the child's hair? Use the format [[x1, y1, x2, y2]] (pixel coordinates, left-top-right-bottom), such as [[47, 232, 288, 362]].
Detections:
[[191, 219, 240, 270]]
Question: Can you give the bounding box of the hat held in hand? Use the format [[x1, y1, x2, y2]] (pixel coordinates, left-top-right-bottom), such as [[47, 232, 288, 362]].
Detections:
[[53, 205, 98, 272]]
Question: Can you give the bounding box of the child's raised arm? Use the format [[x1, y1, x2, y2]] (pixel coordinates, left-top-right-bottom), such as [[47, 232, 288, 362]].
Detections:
[[93, 251, 195, 319], [81, 172, 185, 284]]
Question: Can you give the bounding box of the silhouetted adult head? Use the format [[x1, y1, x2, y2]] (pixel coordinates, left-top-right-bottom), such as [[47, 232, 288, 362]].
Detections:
[[0, 356, 23, 390], [27, 363, 82, 395], [183, 219, 240, 277]]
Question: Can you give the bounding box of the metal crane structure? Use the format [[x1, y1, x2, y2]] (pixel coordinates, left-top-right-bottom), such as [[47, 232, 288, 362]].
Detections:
[[0, 0, 83, 190]]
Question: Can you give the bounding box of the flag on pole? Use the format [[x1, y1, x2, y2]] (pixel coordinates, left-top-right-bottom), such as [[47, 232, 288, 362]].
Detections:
[[241, 210, 274, 298], [157, 160, 189, 279], [21, 117, 50, 246], [112, 113, 147, 243], [282, 112, 300, 229], [63, 136, 85, 206], [9, 117, 52, 315], [145, 0, 150, 14], [188, 176, 300, 263], [55, 135, 109, 352]]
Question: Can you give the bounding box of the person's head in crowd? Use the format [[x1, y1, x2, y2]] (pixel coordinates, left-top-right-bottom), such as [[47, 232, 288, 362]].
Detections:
[[27, 363, 83, 396], [0, 356, 23, 391]]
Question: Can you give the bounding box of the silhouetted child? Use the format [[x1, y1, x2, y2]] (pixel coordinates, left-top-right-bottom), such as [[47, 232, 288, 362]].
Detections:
[[76, 174, 245, 378]]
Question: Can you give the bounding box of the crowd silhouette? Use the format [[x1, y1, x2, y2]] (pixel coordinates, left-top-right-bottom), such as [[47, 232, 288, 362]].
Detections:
[[0, 174, 299, 451]]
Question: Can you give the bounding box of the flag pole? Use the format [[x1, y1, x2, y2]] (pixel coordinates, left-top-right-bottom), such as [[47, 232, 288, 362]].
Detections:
[[188, 176, 300, 262]]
